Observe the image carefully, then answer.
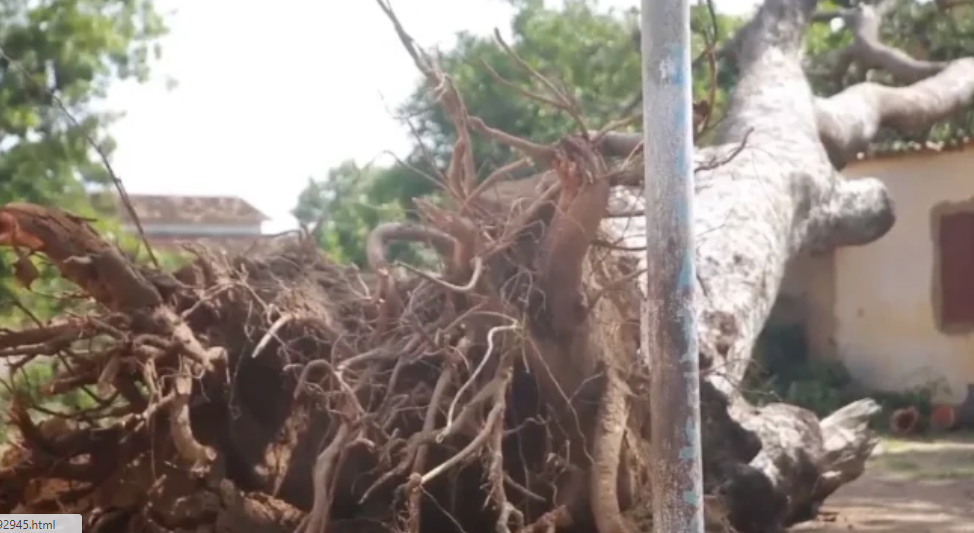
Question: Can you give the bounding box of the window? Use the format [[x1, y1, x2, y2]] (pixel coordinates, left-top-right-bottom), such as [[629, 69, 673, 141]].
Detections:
[[937, 210, 974, 330]]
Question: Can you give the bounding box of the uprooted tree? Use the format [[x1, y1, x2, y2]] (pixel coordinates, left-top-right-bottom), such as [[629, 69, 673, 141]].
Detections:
[[0, 0, 971, 532]]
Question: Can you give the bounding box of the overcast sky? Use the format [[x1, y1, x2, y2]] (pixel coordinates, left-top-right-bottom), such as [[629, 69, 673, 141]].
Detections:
[[105, 0, 762, 232]]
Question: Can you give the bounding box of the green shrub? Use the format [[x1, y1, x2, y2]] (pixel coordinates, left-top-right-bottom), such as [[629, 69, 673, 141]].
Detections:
[[0, 359, 105, 442], [745, 322, 944, 431]]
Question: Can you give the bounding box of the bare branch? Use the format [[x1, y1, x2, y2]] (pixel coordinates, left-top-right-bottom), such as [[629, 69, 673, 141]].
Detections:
[[816, 58, 974, 167], [823, 2, 945, 84], [491, 29, 589, 136], [373, 0, 476, 196], [469, 117, 558, 165]]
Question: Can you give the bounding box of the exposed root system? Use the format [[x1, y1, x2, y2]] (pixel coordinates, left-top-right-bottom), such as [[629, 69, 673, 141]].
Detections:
[[0, 0, 910, 531]]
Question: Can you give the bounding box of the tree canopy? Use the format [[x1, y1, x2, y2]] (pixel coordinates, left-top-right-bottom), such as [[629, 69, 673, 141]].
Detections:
[[293, 0, 689, 265], [295, 0, 974, 268], [292, 0, 745, 265], [0, 0, 167, 320]]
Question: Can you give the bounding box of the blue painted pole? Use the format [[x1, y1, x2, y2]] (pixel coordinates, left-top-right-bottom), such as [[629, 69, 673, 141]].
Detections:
[[641, 0, 704, 532]]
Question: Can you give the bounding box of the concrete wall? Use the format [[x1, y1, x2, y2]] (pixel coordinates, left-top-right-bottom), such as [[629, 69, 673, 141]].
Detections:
[[121, 222, 263, 237], [794, 149, 974, 403]]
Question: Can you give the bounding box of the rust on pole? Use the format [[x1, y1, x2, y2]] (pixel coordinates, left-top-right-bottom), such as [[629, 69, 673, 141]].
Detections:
[[641, 0, 705, 531]]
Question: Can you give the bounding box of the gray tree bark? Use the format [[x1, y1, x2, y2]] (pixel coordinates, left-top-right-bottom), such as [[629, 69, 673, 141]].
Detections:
[[589, 0, 972, 530]]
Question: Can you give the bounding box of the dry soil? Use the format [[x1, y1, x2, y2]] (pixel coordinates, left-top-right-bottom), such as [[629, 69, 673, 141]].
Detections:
[[793, 434, 974, 532]]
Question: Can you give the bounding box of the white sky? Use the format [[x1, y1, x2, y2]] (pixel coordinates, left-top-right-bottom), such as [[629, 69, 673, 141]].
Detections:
[[107, 0, 761, 232]]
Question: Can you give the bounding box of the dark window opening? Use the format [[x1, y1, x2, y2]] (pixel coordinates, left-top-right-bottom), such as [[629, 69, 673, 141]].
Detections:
[[937, 210, 974, 329]]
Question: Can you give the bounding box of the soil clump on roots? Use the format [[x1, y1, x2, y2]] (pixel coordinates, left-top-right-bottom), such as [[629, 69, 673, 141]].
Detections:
[[0, 189, 668, 533]]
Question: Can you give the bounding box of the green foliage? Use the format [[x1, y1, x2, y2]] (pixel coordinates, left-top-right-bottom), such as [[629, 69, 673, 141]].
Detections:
[[0, 0, 167, 427], [292, 161, 414, 267], [883, 0, 974, 62], [0, 359, 101, 442], [746, 324, 858, 416], [747, 323, 949, 431], [0, 0, 167, 321], [296, 0, 744, 264], [403, 0, 642, 170], [0, 258, 84, 326], [296, 0, 974, 265], [0, 360, 95, 412], [882, 0, 974, 142], [0, 0, 167, 197]]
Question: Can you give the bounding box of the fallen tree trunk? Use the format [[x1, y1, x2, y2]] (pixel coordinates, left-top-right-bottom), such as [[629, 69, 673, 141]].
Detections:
[[589, 0, 971, 530]]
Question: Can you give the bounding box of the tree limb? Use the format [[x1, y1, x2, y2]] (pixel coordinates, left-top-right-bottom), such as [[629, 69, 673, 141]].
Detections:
[[816, 59, 974, 167], [812, 1, 974, 167], [818, 0, 944, 84]]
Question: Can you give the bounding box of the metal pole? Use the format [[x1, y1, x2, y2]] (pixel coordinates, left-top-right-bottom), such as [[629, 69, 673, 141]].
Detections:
[[641, 0, 704, 532]]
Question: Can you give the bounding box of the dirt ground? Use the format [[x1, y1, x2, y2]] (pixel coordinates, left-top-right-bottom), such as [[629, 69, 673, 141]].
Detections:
[[793, 434, 974, 532]]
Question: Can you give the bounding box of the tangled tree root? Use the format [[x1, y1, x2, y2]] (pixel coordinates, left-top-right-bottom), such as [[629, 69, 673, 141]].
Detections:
[[0, 1, 895, 530], [0, 146, 680, 533]]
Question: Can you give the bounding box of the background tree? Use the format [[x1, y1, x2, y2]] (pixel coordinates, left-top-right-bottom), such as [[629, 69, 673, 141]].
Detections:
[[297, 0, 974, 269], [295, 0, 746, 265], [0, 0, 167, 321], [293, 161, 413, 266]]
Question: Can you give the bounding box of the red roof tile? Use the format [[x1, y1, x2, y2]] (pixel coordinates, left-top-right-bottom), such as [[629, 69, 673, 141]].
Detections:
[[103, 193, 269, 225]]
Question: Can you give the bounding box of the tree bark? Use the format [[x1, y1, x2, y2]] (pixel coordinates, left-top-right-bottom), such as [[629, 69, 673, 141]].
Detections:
[[594, 0, 972, 530], [605, 0, 897, 399]]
